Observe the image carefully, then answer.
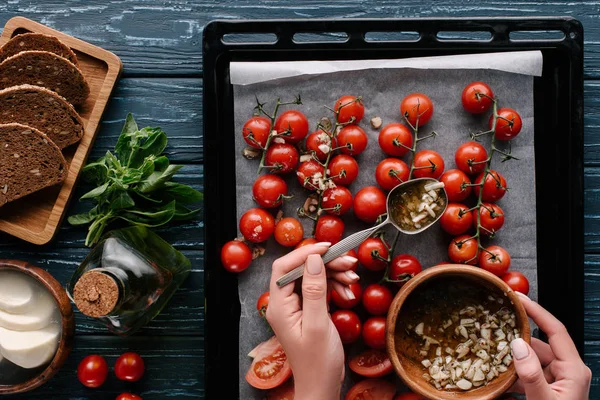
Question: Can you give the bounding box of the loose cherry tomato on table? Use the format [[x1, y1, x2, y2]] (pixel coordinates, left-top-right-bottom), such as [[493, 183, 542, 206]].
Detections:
[[305, 130, 336, 161], [240, 208, 275, 243], [221, 240, 253, 273], [274, 217, 304, 247], [357, 237, 389, 271], [274, 110, 309, 144], [479, 245, 511, 276], [354, 186, 387, 223], [335, 95, 365, 124], [246, 336, 292, 389], [322, 186, 353, 215], [400, 93, 434, 127], [474, 170, 507, 202], [116, 394, 142, 400], [265, 379, 294, 400], [295, 237, 317, 249], [329, 154, 359, 186], [375, 158, 410, 191], [362, 317, 387, 349], [389, 254, 422, 287], [448, 234, 478, 265], [331, 282, 362, 309], [242, 116, 271, 149], [337, 125, 368, 156], [314, 215, 345, 244], [256, 291, 270, 317], [252, 174, 288, 208], [412, 149, 445, 179], [296, 160, 324, 190], [490, 107, 522, 141], [440, 203, 473, 236], [77, 355, 108, 388], [477, 202, 505, 236], [115, 352, 145, 382], [502, 271, 530, 295], [378, 123, 413, 157], [395, 393, 427, 400], [455, 141, 488, 176], [462, 81, 494, 114], [264, 143, 299, 174], [345, 379, 397, 400], [440, 169, 472, 202], [362, 284, 393, 316], [332, 310, 362, 344], [349, 349, 393, 378]]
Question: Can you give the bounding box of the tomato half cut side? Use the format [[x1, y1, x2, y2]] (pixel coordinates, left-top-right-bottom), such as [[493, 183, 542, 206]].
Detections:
[[345, 379, 397, 400], [245, 336, 292, 390], [265, 379, 295, 400], [349, 350, 393, 378]]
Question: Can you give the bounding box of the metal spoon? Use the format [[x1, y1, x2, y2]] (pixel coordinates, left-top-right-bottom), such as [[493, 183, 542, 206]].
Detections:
[[276, 178, 448, 287]]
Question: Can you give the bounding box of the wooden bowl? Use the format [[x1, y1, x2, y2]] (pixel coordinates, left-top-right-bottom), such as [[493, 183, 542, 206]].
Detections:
[[386, 264, 530, 400], [0, 260, 75, 394]]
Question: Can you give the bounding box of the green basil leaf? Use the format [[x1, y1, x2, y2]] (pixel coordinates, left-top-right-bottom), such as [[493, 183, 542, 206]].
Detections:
[[153, 156, 170, 171], [80, 182, 110, 200], [129, 128, 167, 168], [68, 207, 99, 225], [105, 151, 122, 170], [122, 113, 139, 134], [137, 165, 184, 194], [112, 191, 136, 210], [163, 182, 204, 204], [116, 114, 139, 163], [133, 190, 164, 204], [119, 201, 176, 227], [82, 158, 108, 184], [173, 203, 201, 221]]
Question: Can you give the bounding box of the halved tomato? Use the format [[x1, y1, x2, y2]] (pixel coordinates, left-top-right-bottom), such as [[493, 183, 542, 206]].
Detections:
[[345, 379, 396, 400], [246, 336, 292, 390], [265, 379, 294, 399], [349, 350, 393, 378]]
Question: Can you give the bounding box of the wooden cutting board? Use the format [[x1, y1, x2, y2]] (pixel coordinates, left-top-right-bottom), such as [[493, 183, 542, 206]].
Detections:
[[0, 17, 122, 245]]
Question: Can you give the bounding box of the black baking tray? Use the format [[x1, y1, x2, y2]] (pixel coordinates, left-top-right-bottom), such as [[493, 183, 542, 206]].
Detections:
[[202, 17, 584, 399]]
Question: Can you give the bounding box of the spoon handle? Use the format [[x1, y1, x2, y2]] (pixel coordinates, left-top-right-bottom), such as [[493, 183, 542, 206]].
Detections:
[[276, 219, 390, 287]]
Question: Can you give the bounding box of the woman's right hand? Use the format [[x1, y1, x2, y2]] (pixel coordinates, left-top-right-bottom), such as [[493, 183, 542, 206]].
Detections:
[[510, 292, 591, 399]]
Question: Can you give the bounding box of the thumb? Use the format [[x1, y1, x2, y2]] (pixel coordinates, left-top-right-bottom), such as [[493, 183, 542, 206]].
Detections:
[[511, 338, 555, 400], [301, 254, 329, 338]]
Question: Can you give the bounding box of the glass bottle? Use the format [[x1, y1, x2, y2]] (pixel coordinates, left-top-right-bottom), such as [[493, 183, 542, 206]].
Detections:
[[67, 226, 191, 335]]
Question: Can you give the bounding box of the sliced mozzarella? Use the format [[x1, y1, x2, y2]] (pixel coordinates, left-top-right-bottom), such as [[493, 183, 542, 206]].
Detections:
[[0, 324, 60, 369], [0, 289, 56, 331], [0, 271, 34, 314]]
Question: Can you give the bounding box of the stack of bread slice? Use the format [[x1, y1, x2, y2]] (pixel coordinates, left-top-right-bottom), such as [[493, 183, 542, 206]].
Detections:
[[0, 33, 90, 207]]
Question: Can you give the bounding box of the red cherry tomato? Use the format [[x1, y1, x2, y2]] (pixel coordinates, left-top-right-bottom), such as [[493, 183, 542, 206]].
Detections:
[[394, 393, 427, 400], [448, 234, 478, 265], [358, 237, 389, 271], [474, 170, 507, 202], [306, 130, 336, 161], [116, 394, 143, 400], [331, 282, 362, 309], [296, 160, 325, 191], [252, 174, 288, 208], [274, 110, 309, 143], [115, 352, 145, 382], [502, 271, 530, 295], [490, 107, 522, 141], [246, 336, 292, 389], [240, 208, 275, 243], [439, 169, 472, 202], [362, 317, 387, 349], [295, 238, 317, 249], [375, 158, 410, 191], [337, 125, 368, 156], [354, 186, 387, 223], [440, 203, 474, 236], [400, 93, 434, 127], [389, 254, 422, 287], [348, 350, 393, 378], [314, 215, 344, 244], [477, 202, 505, 236], [378, 123, 413, 157], [274, 217, 304, 247], [329, 154, 359, 186], [455, 141, 488, 176], [345, 379, 396, 400], [332, 310, 362, 344], [362, 284, 393, 316], [265, 143, 299, 174], [221, 240, 253, 273], [77, 355, 108, 388], [412, 149, 445, 179], [257, 291, 270, 317], [462, 82, 494, 114], [242, 116, 271, 149], [322, 186, 353, 215], [335, 95, 365, 124], [265, 379, 295, 400], [479, 245, 511, 276]]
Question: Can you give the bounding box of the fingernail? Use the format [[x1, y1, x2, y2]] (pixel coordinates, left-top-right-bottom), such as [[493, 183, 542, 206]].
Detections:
[[510, 338, 529, 360], [315, 242, 331, 247], [515, 291, 530, 301], [345, 270, 360, 280], [306, 254, 323, 275], [343, 256, 358, 263], [344, 287, 356, 300]]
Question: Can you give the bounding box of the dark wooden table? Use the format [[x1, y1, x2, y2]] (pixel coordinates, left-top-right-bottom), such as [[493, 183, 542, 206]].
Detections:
[[0, 2, 598, 399]]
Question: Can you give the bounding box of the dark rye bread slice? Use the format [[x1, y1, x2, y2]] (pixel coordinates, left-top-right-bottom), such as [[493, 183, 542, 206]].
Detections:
[[0, 51, 90, 105], [0, 33, 79, 66], [0, 123, 67, 207], [0, 85, 84, 149]]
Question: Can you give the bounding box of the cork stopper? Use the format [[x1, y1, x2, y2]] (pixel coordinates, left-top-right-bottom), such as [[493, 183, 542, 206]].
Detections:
[[73, 271, 120, 317]]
